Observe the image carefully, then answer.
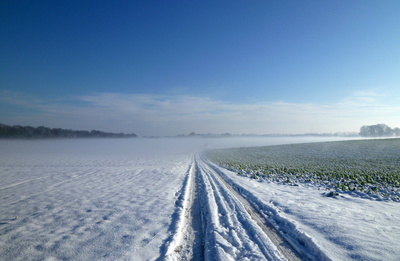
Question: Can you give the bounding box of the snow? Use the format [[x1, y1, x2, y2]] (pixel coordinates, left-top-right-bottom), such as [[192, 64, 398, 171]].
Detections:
[[207, 159, 400, 260], [1, 136, 394, 260], [0, 139, 193, 260], [196, 155, 286, 260]]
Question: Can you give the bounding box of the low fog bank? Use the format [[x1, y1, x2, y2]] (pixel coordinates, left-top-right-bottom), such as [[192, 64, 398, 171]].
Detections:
[[196, 136, 362, 150], [0, 136, 362, 162]]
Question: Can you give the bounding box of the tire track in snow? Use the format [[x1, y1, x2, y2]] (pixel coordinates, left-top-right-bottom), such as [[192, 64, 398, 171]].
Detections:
[[199, 155, 304, 261], [162, 153, 317, 260], [189, 162, 205, 259], [196, 154, 286, 260], [203, 155, 332, 261], [161, 155, 204, 261], [0, 175, 51, 191]]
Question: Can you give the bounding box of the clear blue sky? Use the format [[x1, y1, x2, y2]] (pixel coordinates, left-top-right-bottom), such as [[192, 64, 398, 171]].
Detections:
[[1, 1, 400, 136]]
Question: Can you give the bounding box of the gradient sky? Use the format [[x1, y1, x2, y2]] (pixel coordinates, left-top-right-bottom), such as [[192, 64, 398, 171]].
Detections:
[[1, 1, 400, 136]]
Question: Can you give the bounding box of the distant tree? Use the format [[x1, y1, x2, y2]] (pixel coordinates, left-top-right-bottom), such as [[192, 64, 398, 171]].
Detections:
[[0, 123, 137, 138], [360, 124, 393, 137]]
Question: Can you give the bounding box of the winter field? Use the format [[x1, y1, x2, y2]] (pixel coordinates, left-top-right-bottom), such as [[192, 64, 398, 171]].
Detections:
[[206, 139, 400, 201], [0, 137, 399, 260], [206, 138, 400, 260]]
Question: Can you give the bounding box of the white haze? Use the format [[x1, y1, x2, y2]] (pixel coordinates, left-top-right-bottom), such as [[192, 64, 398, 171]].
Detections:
[[1, 90, 400, 136], [2, 136, 359, 160]]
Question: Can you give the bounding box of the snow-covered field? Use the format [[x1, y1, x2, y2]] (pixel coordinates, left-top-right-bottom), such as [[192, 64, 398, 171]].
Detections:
[[207, 139, 400, 201], [0, 139, 195, 260], [205, 139, 400, 260], [0, 137, 287, 260], [2, 136, 397, 260]]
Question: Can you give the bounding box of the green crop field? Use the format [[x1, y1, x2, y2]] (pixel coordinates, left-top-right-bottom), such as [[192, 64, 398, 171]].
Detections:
[[206, 138, 400, 201]]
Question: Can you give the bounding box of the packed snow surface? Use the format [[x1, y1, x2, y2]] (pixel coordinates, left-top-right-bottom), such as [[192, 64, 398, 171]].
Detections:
[[1, 136, 397, 260]]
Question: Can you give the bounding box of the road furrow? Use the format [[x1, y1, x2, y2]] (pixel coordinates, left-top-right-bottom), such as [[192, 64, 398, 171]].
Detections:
[[163, 153, 319, 260], [199, 154, 304, 261]]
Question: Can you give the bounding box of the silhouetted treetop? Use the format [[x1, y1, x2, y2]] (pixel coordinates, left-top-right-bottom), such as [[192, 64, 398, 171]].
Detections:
[[360, 124, 399, 137]]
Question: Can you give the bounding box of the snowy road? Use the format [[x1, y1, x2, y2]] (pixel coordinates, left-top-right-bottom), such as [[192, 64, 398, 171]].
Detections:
[[162, 153, 322, 261], [161, 150, 400, 261]]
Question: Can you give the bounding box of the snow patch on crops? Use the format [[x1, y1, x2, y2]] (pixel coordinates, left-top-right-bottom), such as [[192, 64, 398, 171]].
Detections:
[[207, 139, 400, 201]]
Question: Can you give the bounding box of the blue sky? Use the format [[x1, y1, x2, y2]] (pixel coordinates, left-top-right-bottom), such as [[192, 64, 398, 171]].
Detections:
[[1, 1, 400, 136]]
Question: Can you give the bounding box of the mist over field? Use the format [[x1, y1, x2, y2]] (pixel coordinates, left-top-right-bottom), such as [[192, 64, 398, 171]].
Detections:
[[1, 136, 358, 159]]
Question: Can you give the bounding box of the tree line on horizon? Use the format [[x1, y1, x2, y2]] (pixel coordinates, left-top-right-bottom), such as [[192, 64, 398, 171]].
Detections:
[[0, 123, 137, 139], [360, 124, 400, 137], [1, 122, 399, 139]]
